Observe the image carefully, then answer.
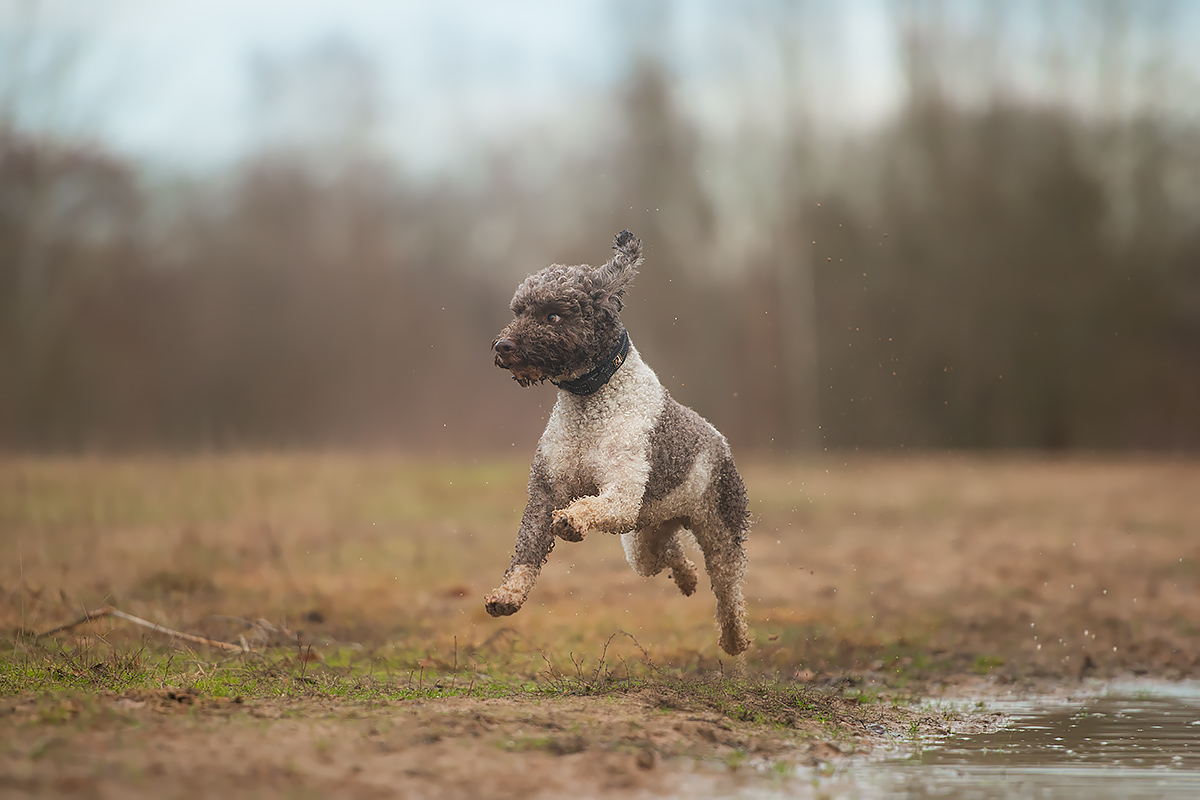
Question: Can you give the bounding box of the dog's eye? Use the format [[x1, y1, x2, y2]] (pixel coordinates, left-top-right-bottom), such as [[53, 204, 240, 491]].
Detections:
[[546, 313, 562, 324]]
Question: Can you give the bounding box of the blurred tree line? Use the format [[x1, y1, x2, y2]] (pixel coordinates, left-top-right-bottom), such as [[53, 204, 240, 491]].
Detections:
[[1, 2, 1198, 453]]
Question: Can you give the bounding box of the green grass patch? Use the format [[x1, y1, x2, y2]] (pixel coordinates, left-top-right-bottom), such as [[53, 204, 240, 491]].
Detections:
[[0, 636, 528, 703], [972, 655, 1005, 675], [1, 629, 924, 742]]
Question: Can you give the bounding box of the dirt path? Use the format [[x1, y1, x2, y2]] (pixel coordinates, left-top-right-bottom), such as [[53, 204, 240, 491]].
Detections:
[[2, 686, 967, 800]]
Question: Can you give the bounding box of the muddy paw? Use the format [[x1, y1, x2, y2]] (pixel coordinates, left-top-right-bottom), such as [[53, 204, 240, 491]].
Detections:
[[484, 592, 522, 617], [552, 512, 585, 542], [719, 627, 752, 656], [671, 562, 699, 597]]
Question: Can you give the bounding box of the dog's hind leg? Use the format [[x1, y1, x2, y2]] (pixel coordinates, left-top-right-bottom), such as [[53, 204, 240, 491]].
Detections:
[[621, 519, 699, 596], [693, 520, 751, 656]]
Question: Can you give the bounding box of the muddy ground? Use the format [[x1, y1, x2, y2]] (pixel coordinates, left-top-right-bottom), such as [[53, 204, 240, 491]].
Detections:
[[2, 454, 1198, 797]]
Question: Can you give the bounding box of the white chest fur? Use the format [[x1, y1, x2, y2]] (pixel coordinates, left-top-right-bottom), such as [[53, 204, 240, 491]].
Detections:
[[537, 347, 666, 493]]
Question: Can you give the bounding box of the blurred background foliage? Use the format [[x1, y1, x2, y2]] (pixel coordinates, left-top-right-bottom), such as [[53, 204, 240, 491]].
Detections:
[[1, 0, 1198, 454]]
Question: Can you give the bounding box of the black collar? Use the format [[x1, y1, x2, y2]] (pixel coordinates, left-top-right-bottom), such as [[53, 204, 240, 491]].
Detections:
[[553, 329, 631, 396]]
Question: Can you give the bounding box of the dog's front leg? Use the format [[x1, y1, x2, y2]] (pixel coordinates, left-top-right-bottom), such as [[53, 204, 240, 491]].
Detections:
[[485, 462, 556, 617], [551, 475, 646, 541]]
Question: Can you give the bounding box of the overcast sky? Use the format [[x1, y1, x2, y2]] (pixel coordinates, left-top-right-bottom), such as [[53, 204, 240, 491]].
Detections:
[[1, 1, 904, 170], [2, 0, 1195, 174]]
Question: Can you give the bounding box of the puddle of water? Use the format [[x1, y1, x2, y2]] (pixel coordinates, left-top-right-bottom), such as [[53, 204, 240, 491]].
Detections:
[[867, 686, 1200, 799]]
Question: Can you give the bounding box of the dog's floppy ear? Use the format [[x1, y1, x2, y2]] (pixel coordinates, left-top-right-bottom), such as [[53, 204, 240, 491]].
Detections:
[[592, 230, 642, 313]]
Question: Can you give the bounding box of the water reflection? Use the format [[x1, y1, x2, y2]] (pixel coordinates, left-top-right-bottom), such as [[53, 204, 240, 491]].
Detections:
[[873, 689, 1200, 799]]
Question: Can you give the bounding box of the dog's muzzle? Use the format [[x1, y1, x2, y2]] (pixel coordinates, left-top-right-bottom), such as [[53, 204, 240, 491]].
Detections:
[[492, 337, 518, 369], [493, 337, 545, 386]]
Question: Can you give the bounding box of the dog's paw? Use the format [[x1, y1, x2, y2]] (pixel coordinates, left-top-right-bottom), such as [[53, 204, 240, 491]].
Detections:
[[552, 510, 586, 542], [484, 591, 523, 617], [670, 561, 699, 597], [719, 626, 752, 656]]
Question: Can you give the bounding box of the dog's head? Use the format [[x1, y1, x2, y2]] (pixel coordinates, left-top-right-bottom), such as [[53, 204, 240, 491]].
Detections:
[[493, 230, 642, 387]]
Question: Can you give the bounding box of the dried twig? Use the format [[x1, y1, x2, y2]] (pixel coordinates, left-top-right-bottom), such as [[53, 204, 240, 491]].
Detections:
[[36, 605, 246, 653]]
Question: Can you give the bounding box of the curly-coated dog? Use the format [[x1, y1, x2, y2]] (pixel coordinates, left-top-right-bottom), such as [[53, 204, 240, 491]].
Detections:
[[484, 230, 750, 656]]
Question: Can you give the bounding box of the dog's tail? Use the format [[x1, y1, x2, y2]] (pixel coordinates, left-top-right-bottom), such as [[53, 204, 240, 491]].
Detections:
[[593, 230, 642, 308]]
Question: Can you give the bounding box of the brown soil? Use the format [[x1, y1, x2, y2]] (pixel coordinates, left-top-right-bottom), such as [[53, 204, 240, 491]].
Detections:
[[1, 687, 933, 800], [2, 453, 1198, 797]]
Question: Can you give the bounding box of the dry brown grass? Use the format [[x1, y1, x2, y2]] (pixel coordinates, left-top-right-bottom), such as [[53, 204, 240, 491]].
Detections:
[[4, 452, 1200, 682]]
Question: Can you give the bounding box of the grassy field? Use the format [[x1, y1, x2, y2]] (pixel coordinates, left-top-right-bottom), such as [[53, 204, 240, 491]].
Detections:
[[2, 453, 1199, 797]]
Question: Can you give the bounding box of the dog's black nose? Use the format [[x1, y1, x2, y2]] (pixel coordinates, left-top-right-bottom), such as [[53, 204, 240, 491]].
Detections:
[[493, 338, 517, 356]]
